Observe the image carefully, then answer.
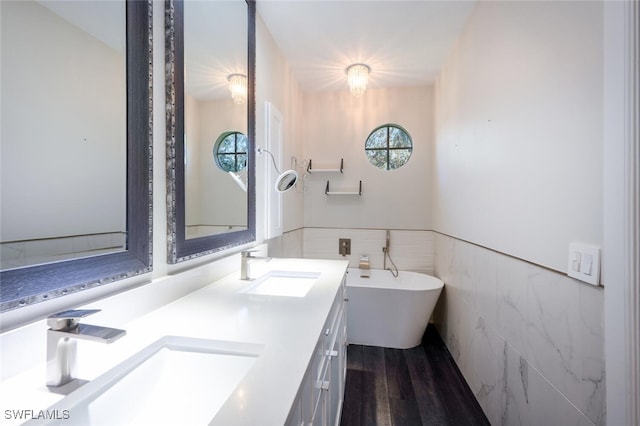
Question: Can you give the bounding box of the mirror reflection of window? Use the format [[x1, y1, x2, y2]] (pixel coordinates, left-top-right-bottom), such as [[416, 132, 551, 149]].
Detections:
[[364, 124, 413, 171], [213, 132, 248, 173]]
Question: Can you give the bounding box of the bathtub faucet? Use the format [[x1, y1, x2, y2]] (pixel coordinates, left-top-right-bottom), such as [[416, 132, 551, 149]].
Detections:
[[46, 309, 126, 393], [382, 230, 399, 278], [382, 229, 391, 258]]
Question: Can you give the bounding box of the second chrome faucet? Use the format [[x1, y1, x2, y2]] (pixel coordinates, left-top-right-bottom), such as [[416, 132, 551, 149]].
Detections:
[[240, 249, 271, 280]]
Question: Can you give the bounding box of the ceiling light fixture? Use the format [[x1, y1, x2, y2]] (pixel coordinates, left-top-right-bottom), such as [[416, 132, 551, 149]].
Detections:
[[228, 74, 247, 104], [346, 63, 370, 97]]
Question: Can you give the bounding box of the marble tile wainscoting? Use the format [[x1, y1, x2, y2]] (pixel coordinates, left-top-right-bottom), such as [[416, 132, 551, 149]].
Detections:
[[268, 228, 434, 273], [302, 228, 434, 274], [266, 228, 304, 259], [0, 232, 126, 270], [432, 233, 605, 426]]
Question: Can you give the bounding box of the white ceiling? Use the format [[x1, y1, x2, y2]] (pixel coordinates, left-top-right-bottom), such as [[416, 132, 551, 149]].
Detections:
[[184, 1, 247, 100], [257, 0, 476, 93], [40, 0, 474, 99]]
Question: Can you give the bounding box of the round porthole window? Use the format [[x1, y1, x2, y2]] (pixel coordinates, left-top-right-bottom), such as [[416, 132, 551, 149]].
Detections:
[[364, 124, 413, 170], [213, 131, 248, 172]]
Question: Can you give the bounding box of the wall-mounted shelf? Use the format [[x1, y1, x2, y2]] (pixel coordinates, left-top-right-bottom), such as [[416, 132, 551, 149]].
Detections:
[[307, 159, 343, 174], [325, 180, 362, 196]]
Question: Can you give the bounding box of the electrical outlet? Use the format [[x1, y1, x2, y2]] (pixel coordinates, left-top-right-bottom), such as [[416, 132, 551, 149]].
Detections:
[[339, 238, 351, 256]]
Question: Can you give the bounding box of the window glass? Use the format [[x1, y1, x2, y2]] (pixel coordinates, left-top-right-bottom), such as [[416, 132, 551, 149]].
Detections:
[[364, 124, 412, 170], [213, 131, 248, 172]]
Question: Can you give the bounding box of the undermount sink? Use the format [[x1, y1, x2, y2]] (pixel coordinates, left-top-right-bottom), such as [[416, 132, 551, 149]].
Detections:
[[28, 336, 263, 425], [242, 270, 321, 298]]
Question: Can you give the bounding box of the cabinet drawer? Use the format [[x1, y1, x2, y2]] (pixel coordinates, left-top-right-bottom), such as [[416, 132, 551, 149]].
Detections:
[[311, 337, 326, 419]]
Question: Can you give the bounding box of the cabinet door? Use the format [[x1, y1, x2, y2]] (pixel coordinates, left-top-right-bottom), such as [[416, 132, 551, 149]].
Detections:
[[286, 368, 313, 426], [286, 396, 302, 426], [339, 304, 347, 399], [300, 369, 313, 426], [311, 336, 326, 422], [314, 371, 329, 426], [328, 307, 347, 426]]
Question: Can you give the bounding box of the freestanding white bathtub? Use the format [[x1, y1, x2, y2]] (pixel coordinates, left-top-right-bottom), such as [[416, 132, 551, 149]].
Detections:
[[346, 268, 444, 349]]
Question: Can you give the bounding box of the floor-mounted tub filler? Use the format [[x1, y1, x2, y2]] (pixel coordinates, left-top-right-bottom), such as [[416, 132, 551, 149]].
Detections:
[[346, 268, 444, 349]]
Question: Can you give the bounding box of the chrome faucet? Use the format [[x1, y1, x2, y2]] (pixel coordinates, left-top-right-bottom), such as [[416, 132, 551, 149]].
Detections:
[[240, 249, 271, 280], [46, 309, 126, 393]]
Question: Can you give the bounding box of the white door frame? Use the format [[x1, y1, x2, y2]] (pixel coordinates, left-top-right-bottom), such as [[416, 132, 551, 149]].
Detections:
[[265, 101, 284, 240], [603, 1, 639, 424]]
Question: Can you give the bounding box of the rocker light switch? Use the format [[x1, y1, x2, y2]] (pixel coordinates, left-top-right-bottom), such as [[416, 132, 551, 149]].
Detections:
[[582, 253, 593, 275], [571, 252, 581, 272], [567, 243, 600, 286]]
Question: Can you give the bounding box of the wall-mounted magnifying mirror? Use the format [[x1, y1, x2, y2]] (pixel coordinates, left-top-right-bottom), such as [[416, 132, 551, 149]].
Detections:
[[275, 170, 298, 193], [257, 147, 298, 193], [0, 0, 153, 312], [166, 0, 256, 262]]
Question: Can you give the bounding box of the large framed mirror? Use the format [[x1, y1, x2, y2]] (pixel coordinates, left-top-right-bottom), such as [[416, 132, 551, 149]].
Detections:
[[166, 0, 256, 263], [0, 0, 153, 312]]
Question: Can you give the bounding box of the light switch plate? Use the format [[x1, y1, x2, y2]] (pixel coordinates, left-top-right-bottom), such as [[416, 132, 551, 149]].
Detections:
[[567, 243, 600, 286]]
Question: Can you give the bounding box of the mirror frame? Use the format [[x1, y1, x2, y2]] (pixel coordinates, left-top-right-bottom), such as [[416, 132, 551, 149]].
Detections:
[[165, 0, 256, 263], [0, 0, 153, 313]]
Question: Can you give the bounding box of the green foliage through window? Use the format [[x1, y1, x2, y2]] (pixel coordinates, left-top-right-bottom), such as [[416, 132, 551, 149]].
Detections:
[[364, 125, 412, 170], [213, 132, 248, 172]]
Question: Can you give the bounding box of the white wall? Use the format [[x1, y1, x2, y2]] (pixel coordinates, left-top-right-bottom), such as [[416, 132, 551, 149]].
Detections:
[[431, 2, 606, 425], [256, 15, 304, 239], [1, 1, 126, 241], [433, 0, 603, 273], [302, 86, 433, 230]]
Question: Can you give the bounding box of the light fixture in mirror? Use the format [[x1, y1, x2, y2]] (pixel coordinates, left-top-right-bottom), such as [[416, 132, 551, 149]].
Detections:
[[0, 0, 153, 313], [166, 0, 256, 263], [228, 74, 248, 104]]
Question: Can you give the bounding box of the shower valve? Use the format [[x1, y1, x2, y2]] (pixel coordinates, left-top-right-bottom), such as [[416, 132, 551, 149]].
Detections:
[[339, 238, 351, 256]]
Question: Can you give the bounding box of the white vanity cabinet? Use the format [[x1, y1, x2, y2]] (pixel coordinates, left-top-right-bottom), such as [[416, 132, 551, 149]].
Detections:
[[287, 275, 347, 426]]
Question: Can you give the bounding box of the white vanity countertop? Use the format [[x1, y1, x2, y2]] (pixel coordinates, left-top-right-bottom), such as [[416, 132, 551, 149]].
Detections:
[[0, 258, 349, 426]]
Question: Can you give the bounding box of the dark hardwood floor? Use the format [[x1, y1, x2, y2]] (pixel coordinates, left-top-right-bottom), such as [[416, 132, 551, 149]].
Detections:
[[340, 325, 490, 426]]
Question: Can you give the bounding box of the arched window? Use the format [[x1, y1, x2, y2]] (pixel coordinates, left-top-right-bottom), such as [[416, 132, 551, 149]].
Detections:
[[213, 131, 248, 172], [364, 124, 413, 170]]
